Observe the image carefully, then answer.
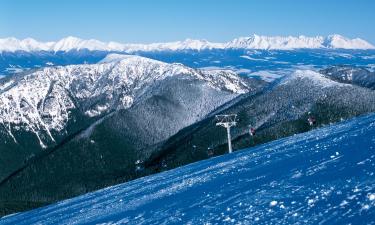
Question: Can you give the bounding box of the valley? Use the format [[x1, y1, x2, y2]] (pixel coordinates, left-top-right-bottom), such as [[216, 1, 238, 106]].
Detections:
[[0, 35, 375, 216]]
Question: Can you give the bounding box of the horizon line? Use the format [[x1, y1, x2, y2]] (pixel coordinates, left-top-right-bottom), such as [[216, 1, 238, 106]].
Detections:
[[0, 33, 372, 44]]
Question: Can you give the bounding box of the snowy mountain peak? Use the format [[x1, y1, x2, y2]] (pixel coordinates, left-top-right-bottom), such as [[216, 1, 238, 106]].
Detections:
[[0, 54, 249, 148], [100, 54, 249, 93], [52, 36, 109, 51], [0, 34, 373, 52], [178, 38, 219, 50], [226, 34, 325, 49], [0, 37, 49, 52], [226, 34, 374, 50], [53, 36, 82, 49], [282, 70, 349, 88], [324, 34, 375, 49]]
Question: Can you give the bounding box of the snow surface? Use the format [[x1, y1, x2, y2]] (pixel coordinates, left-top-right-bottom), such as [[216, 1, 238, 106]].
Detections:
[[1, 113, 374, 224], [281, 70, 349, 88], [0, 34, 373, 52], [0, 54, 248, 147], [249, 70, 284, 82]]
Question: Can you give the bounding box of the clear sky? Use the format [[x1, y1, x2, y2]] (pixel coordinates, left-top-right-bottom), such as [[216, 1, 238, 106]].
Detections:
[[1, 0, 374, 44]]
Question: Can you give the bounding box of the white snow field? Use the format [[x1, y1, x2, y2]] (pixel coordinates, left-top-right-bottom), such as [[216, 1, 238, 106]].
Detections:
[[1, 113, 375, 224]]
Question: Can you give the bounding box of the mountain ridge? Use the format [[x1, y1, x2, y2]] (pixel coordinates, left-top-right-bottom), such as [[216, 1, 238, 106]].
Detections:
[[0, 54, 249, 149], [1, 63, 375, 216], [1, 34, 374, 52]]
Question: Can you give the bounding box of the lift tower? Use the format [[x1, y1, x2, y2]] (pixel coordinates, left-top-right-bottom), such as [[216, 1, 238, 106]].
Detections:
[[216, 114, 237, 153]]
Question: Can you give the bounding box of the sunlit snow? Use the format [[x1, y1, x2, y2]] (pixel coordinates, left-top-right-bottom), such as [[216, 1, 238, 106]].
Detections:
[[1, 113, 374, 224]]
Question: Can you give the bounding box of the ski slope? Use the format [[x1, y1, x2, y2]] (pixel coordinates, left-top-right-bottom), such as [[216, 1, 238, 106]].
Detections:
[[1, 113, 375, 224]]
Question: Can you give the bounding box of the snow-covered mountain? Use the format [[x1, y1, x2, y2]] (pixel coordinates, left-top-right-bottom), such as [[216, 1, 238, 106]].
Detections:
[[1, 112, 374, 224], [0, 54, 248, 149], [0, 34, 373, 53], [145, 68, 375, 175], [227, 34, 375, 50], [320, 65, 375, 89], [324, 34, 375, 49], [0, 53, 256, 194], [226, 35, 325, 49], [0, 36, 223, 52], [2, 63, 375, 217]]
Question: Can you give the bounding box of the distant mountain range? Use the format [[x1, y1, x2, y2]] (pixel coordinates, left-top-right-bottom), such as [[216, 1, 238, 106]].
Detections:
[[0, 34, 374, 52], [0, 42, 375, 217], [1, 61, 375, 216]]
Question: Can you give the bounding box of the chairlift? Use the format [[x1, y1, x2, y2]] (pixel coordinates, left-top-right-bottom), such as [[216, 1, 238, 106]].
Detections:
[[135, 159, 144, 172], [249, 127, 256, 136], [308, 116, 316, 126]]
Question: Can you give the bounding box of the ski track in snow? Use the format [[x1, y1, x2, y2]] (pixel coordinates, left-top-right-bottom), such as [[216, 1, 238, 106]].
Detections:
[[1, 113, 375, 224]]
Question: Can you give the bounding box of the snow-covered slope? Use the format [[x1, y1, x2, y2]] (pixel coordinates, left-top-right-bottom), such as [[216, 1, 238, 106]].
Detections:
[[321, 66, 375, 89], [1, 113, 374, 224], [0, 36, 224, 52], [0, 54, 248, 148], [281, 69, 350, 88], [325, 34, 375, 49], [226, 35, 326, 49], [227, 34, 375, 50], [0, 34, 373, 52]]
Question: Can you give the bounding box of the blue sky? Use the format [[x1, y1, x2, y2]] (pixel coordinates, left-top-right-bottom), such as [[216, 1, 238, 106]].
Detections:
[[1, 0, 374, 43]]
